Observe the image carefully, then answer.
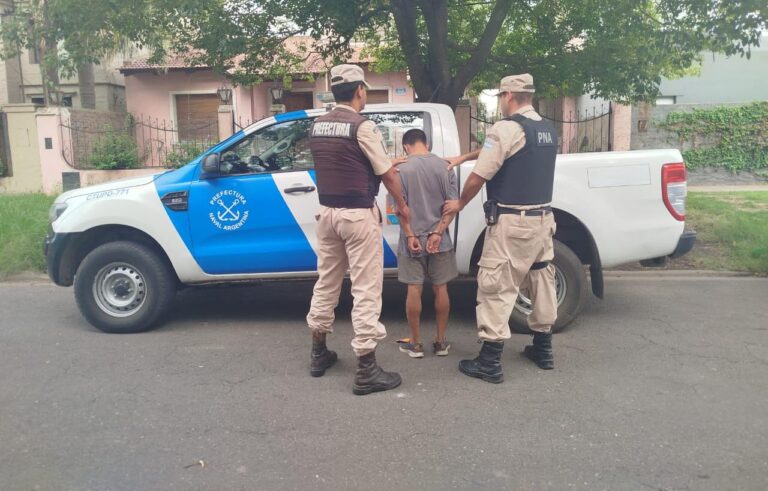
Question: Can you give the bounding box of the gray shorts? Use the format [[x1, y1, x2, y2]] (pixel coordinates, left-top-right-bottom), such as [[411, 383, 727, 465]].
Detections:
[[397, 251, 458, 285]]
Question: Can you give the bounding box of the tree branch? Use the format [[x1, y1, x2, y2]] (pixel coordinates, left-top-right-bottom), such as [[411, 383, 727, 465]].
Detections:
[[452, 0, 513, 94]]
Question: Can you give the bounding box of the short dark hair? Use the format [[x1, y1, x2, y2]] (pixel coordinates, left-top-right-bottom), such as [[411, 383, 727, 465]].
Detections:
[[331, 81, 364, 103], [402, 128, 427, 146], [513, 92, 534, 104]]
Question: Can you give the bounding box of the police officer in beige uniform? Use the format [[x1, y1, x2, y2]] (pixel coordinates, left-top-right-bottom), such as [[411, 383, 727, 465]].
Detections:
[[444, 74, 558, 384], [306, 64, 411, 395]]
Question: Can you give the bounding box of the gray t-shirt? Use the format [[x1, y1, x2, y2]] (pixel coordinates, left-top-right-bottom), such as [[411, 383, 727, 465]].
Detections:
[[396, 153, 459, 256]]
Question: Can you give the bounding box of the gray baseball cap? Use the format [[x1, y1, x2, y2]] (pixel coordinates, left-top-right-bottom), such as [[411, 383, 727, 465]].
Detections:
[[499, 73, 535, 93], [330, 64, 371, 88]]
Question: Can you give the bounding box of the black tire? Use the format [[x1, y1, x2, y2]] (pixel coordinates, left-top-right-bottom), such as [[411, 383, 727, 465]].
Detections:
[[74, 241, 176, 333], [510, 239, 587, 334]]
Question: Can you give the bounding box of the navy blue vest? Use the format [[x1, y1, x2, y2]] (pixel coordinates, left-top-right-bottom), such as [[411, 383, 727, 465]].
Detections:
[[485, 114, 557, 206]]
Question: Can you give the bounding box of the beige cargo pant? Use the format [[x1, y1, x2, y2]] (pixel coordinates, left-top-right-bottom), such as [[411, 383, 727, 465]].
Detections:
[[476, 212, 557, 341], [306, 205, 386, 356]]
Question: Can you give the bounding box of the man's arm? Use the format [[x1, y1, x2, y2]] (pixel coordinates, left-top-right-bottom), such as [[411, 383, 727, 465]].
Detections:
[[443, 172, 486, 215], [426, 209, 457, 253], [445, 149, 481, 171], [380, 167, 411, 224]]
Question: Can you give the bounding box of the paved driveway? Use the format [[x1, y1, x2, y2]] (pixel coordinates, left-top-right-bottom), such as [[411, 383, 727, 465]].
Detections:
[[1, 274, 767, 490]]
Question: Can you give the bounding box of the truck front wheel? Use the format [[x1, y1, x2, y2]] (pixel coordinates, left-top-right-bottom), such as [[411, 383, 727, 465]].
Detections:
[[510, 239, 587, 333], [74, 241, 176, 333]]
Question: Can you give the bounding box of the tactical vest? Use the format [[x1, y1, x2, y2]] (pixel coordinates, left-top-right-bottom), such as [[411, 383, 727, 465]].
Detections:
[[309, 108, 380, 208], [486, 113, 558, 206]]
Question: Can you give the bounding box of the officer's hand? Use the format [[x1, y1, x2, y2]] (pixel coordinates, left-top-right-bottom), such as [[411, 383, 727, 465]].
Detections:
[[396, 203, 411, 223], [391, 156, 408, 167], [443, 200, 460, 215], [426, 233, 441, 254], [445, 156, 463, 171], [408, 236, 423, 255]]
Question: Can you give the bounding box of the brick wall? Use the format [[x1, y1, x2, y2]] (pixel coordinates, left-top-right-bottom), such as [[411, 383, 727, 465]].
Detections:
[[66, 109, 130, 168]]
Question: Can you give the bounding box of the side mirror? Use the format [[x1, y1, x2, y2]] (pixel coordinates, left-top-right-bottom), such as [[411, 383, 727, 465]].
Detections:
[[201, 153, 220, 176]]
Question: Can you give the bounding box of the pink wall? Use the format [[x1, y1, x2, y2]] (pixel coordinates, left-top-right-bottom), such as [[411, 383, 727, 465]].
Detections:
[[36, 108, 161, 194]]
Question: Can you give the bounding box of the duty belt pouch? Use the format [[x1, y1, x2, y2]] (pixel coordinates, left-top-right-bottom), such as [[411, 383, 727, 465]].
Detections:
[[483, 200, 499, 226]]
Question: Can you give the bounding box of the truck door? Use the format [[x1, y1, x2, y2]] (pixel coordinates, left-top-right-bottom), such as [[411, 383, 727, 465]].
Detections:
[[187, 116, 320, 274]]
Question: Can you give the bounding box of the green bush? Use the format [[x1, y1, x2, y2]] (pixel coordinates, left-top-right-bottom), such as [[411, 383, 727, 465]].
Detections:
[[658, 102, 768, 171], [87, 126, 140, 170], [164, 141, 209, 169]]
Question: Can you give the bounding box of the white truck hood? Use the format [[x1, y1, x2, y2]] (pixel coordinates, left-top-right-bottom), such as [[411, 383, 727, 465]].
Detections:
[[55, 172, 164, 203]]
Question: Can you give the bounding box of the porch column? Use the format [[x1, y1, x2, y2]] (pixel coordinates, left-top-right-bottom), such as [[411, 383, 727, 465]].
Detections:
[[218, 104, 234, 141]]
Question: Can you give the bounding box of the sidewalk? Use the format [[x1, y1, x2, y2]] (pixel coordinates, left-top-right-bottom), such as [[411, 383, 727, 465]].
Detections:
[[689, 184, 768, 192]]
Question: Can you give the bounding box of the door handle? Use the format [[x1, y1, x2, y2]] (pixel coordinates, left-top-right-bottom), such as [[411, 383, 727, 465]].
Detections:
[[283, 185, 316, 194]]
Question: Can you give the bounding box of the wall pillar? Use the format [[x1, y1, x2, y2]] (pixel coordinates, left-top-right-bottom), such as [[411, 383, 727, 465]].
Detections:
[[218, 104, 234, 141], [0, 104, 43, 193], [610, 103, 632, 151], [454, 103, 470, 154]]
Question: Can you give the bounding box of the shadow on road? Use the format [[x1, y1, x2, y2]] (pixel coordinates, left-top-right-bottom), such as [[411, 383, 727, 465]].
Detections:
[[168, 279, 482, 329]]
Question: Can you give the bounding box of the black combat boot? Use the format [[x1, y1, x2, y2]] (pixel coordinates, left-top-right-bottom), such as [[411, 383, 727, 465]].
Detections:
[[310, 334, 337, 377], [458, 341, 504, 384], [352, 351, 402, 395], [524, 331, 554, 370]]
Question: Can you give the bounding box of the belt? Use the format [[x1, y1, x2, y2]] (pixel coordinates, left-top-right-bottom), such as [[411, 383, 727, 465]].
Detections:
[[498, 206, 552, 216]]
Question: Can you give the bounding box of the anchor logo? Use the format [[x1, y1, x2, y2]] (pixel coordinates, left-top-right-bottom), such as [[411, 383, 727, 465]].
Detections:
[[216, 198, 241, 221], [209, 190, 249, 231]]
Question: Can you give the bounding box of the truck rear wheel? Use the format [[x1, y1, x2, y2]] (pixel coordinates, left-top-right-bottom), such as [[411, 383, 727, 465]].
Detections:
[[74, 241, 176, 333], [510, 239, 587, 333]]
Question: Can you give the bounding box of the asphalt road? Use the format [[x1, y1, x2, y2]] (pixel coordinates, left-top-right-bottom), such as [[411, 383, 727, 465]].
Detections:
[[1, 274, 767, 491]]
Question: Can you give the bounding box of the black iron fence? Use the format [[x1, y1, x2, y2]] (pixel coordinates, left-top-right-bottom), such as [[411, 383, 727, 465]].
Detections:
[[470, 103, 612, 154], [60, 114, 218, 169]]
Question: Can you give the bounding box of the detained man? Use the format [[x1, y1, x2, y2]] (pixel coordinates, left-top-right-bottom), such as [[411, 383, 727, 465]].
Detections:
[[394, 129, 459, 358]]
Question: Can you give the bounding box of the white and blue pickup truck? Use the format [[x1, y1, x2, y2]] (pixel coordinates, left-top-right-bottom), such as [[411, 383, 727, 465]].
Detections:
[[44, 103, 695, 334]]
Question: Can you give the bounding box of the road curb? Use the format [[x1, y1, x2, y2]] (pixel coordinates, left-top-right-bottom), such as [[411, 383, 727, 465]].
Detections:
[[605, 269, 760, 278]]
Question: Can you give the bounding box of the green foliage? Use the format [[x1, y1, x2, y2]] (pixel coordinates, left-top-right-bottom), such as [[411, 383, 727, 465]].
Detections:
[[87, 126, 140, 170], [0, 193, 55, 279], [658, 102, 768, 171], [164, 141, 209, 169]]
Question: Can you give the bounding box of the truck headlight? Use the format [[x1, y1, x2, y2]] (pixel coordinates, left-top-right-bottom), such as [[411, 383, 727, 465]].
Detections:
[[48, 202, 68, 223]]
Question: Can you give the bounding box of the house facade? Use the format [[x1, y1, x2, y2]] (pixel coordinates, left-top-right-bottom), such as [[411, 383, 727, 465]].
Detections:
[[119, 45, 415, 143]]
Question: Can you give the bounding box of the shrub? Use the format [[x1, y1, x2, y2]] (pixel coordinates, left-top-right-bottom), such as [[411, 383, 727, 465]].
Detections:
[[87, 126, 140, 170], [164, 141, 209, 169], [658, 102, 768, 171]]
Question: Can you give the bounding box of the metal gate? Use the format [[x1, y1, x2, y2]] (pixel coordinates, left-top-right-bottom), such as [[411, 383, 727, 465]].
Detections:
[[469, 102, 612, 154]]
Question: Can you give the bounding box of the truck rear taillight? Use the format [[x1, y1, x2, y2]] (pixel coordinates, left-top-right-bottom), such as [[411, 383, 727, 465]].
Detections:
[[662, 162, 687, 221]]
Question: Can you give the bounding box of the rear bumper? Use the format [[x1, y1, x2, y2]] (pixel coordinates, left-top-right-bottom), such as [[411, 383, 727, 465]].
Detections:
[[669, 229, 697, 259]]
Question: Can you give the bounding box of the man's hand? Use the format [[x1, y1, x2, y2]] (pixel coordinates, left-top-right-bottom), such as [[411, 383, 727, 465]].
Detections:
[[445, 155, 464, 171], [443, 199, 461, 215], [396, 202, 411, 224], [391, 156, 408, 167], [445, 149, 480, 171], [407, 236, 422, 255], [426, 233, 442, 254]]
